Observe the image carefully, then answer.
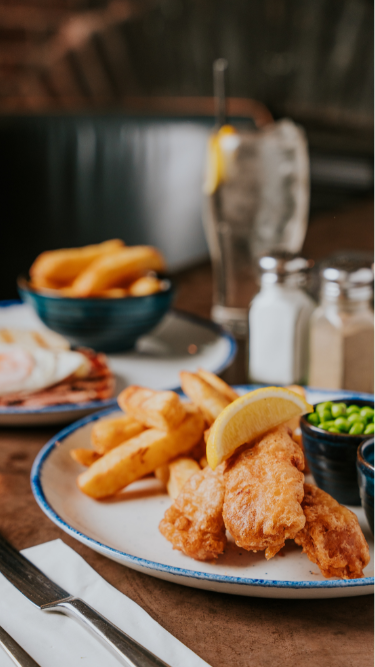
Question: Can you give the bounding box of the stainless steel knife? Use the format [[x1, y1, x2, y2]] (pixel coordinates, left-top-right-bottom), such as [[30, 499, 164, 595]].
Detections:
[[0, 534, 171, 667]]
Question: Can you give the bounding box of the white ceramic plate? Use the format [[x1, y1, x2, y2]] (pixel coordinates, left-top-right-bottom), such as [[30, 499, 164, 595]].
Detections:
[[0, 302, 236, 426], [31, 387, 374, 599]]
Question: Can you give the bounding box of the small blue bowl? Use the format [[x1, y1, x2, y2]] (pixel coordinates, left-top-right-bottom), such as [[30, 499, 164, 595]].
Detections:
[[300, 398, 374, 506], [357, 438, 374, 534], [18, 278, 174, 353]]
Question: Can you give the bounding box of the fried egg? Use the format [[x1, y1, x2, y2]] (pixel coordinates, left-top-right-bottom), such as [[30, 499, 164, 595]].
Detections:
[[0, 345, 88, 396]]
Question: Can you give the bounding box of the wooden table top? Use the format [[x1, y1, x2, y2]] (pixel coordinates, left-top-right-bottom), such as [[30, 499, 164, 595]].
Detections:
[[1, 199, 374, 667]]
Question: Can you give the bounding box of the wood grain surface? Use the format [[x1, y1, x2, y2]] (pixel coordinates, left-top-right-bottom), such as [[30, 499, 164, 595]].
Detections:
[[0, 199, 374, 667]]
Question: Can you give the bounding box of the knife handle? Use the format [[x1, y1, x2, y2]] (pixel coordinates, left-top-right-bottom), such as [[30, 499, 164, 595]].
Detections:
[[42, 597, 172, 667]]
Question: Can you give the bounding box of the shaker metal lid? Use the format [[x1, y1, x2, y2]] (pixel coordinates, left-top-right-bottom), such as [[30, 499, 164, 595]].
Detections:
[[259, 252, 313, 275], [322, 267, 374, 284], [322, 265, 374, 300]]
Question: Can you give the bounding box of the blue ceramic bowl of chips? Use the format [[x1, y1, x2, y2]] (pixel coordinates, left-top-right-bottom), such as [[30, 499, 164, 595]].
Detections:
[[357, 438, 374, 534], [18, 277, 174, 353], [300, 398, 374, 506]]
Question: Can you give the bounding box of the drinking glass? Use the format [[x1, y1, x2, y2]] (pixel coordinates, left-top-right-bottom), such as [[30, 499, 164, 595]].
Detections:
[[203, 119, 309, 337]]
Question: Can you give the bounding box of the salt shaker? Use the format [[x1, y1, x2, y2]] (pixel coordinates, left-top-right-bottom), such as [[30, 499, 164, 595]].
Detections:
[[248, 253, 315, 385], [309, 266, 374, 393]]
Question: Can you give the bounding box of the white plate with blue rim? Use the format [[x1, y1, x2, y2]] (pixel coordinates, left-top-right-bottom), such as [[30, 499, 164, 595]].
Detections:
[[0, 301, 236, 426], [31, 386, 374, 599]]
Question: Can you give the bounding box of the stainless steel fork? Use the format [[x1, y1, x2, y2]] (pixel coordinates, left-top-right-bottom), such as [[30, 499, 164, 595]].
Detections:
[[0, 626, 41, 667]]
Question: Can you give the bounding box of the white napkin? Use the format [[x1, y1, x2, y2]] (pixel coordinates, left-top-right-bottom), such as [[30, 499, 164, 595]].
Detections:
[[0, 539, 211, 667]]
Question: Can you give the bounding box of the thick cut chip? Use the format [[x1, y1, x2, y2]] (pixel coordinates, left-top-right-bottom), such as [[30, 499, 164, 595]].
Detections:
[[30, 276, 62, 291], [286, 384, 306, 398], [95, 288, 129, 298], [78, 409, 204, 498], [70, 449, 102, 466], [91, 414, 145, 454], [207, 386, 313, 469], [295, 484, 370, 579], [69, 246, 165, 296], [154, 464, 170, 486], [188, 436, 207, 462], [180, 371, 231, 425], [197, 368, 239, 402], [30, 240, 124, 287], [167, 457, 201, 499], [118, 386, 186, 431], [128, 276, 163, 296]]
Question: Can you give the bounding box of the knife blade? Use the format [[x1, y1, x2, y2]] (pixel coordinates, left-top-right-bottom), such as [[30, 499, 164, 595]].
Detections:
[[0, 535, 171, 667], [0, 534, 70, 607]]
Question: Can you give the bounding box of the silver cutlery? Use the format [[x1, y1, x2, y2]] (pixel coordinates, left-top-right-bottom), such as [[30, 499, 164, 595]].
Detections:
[[0, 626, 41, 667], [0, 534, 171, 667]]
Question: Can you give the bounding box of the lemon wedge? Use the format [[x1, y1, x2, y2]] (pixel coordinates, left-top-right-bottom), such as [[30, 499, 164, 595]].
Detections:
[[206, 386, 313, 469], [203, 125, 237, 195]]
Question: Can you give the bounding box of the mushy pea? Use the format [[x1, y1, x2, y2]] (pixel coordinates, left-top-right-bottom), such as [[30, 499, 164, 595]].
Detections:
[[307, 402, 374, 435]]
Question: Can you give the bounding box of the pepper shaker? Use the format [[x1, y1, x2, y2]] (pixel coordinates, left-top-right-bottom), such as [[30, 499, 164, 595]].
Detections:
[[309, 265, 374, 393]]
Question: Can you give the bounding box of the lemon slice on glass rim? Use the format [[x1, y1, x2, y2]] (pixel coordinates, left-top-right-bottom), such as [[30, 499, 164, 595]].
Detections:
[[203, 124, 238, 195], [206, 386, 313, 469]]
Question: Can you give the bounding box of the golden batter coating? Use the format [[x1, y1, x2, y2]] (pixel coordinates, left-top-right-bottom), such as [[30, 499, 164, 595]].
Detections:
[[295, 484, 370, 579], [159, 464, 226, 561], [223, 426, 305, 559]]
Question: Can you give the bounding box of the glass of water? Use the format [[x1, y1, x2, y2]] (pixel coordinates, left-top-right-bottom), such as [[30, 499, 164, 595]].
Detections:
[[203, 119, 310, 337]]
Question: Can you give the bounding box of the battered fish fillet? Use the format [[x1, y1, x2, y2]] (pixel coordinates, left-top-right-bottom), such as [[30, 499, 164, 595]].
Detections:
[[223, 426, 305, 559], [159, 464, 226, 561], [294, 484, 370, 579]]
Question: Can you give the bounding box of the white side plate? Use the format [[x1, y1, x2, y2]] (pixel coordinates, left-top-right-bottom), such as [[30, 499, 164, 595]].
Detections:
[[31, 387, 374, 599], [0, 302, 236, 426]]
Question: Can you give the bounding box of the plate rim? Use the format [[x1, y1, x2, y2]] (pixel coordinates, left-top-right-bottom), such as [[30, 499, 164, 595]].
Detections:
[[30, 387, 374, 591], [0, 301, 237, 415]]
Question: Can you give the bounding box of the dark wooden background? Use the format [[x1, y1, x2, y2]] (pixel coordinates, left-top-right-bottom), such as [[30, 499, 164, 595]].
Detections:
[[0, 0, 373, 142]]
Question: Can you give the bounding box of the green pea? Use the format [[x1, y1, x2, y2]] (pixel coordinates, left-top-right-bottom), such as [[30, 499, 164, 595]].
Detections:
[[307, 413, 320, 426], [328, 427, 341, 433], [319, 409, 333, 423], [334, 417, 350, 433], [349, 422, 365, 435], [347, 405, 360, 416], [364, 423, 374, 435], [331, 403, 347, 418], [347, 412, 366, 424], [360, 407, 374, 422], [319, 420, 336, 431], [316, 402, 333, 415]]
